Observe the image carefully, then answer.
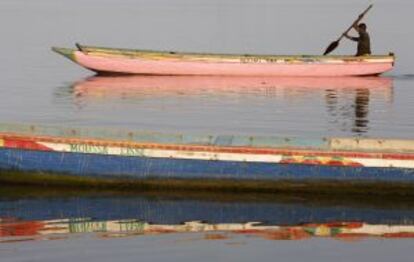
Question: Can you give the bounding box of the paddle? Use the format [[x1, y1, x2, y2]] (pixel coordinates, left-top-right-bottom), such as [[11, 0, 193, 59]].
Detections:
[[323, 4, 373, 56]]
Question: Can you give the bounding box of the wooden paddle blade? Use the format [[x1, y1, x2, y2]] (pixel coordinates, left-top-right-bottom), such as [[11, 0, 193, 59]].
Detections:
[[323, 41, 339, 55]]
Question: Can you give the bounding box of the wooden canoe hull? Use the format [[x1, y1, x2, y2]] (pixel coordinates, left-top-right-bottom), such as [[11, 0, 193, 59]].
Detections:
[[1, 124, 414, 188], [52, 46, 395, 77]]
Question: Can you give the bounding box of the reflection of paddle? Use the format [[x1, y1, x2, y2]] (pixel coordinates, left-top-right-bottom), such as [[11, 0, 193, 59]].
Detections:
[[323, 4, 373, 55]]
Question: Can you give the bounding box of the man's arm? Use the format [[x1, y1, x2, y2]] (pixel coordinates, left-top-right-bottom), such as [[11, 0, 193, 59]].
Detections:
[[352, 20, 360, 32], [344, 33, 359, 42]]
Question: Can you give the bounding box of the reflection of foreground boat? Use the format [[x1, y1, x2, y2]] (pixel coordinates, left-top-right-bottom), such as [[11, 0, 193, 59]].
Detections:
[[2, 218, 414, 242], [2, 187, 413, 226], [1, 123, 414, 191], [72, 75, 393, 99], [52, 45, 394, 76]]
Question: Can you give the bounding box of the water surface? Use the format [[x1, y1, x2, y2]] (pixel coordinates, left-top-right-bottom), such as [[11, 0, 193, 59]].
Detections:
[[1, 1, 414, 260], [1, 188, 414, 261], [0, 0, 414, 138]]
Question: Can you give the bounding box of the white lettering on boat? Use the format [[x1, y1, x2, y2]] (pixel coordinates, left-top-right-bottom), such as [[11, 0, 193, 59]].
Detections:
[[70, 144, 109, 154], [239, 57, 297, 64], [119, 147, 145, 156]]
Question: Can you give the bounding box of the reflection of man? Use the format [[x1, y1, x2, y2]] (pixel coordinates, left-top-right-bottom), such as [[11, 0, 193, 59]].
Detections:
[[353, 89, 370, 132], [344, 22, 371, 56], [324, 88, 370, 134]]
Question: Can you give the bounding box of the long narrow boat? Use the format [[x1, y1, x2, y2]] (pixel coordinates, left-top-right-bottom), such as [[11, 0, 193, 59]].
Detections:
[[1, 124, 414, 193], [52, 45, 395, 77]]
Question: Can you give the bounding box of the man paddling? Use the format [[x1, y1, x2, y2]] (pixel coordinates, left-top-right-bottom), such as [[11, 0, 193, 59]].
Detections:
[[344, 21, 371, 56]]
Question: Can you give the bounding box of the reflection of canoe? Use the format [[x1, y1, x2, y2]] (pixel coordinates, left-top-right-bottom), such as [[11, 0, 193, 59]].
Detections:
[[73, 75, 393, 99], [52, 45, 395, 77]]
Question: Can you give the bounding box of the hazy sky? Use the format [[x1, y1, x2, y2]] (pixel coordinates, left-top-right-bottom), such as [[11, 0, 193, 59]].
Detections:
[[0, 0, 412, 73]]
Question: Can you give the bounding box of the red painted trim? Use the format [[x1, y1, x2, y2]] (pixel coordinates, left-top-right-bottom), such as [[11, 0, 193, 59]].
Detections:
[[0, 221, 45, 237], [4, 139, 52, 151], [383, 232, 414, 238]]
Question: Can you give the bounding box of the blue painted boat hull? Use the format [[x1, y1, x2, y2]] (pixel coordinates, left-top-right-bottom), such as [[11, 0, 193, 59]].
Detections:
[[1, 148, 414, 183]]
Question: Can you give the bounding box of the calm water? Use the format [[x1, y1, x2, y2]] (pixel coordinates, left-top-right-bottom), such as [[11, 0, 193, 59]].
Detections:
[[1, 187, 414, 261], [0, 0, 414, 138], [1, 1, 414, 260]]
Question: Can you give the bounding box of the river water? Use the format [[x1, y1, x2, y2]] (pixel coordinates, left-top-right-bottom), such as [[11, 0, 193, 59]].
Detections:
[[1, 0, 414, 261], [1, 0, 414, 138], [1, 187, 414, 261]]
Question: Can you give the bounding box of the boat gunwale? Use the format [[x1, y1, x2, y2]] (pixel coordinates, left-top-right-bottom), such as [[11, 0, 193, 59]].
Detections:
[[1, 131, 414, 161]]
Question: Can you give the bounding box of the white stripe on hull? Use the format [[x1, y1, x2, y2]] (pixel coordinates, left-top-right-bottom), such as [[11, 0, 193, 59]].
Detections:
[[40, 142, 414, 169]]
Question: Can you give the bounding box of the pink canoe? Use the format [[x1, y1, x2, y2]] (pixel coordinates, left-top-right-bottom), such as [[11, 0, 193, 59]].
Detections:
[[52, 45, 395, 77]]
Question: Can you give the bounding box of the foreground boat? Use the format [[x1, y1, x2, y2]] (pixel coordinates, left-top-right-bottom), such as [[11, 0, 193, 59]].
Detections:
[[1, 123, 414, 192], [52, 45, 395, 77]]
